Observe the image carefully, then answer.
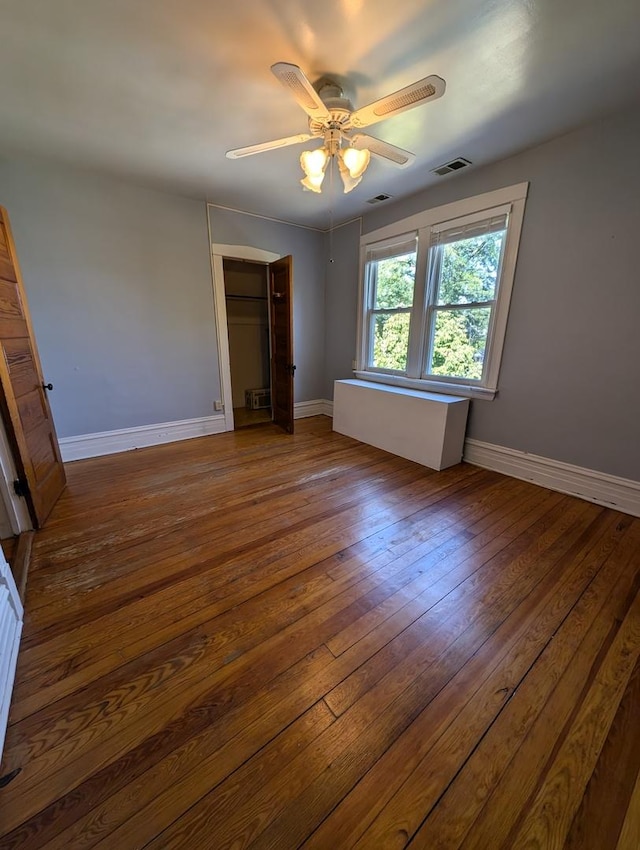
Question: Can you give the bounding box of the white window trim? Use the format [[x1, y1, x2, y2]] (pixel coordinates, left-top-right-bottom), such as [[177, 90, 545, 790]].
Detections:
[[355, 182, 528, 400]]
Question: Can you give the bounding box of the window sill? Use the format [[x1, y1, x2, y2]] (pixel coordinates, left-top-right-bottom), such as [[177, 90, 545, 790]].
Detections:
[[353, 370, 497, 400]]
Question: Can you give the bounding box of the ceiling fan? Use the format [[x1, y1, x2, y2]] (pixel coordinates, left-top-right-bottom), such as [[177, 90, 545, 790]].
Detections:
[[226, 63, 446, 194]]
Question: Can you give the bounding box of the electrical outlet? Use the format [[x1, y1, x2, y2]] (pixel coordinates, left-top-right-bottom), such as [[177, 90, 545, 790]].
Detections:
[[214, 400, 223, 412]]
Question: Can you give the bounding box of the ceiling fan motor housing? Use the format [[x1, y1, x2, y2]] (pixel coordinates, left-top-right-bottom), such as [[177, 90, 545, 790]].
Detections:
[[308, 81, 354, 141]]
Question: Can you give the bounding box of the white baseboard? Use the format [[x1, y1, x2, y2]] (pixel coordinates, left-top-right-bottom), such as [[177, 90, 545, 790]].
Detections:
[[60, 415, 227, 462], [60, 402, 335, 462], [294, 399, 333, 418], [464, 438, 640, 517]]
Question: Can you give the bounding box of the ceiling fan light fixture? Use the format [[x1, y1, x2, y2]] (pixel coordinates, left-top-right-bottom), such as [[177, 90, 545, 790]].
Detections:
[[341, 146, 370, 179], [337, 154, 363, 193], [300, 147, 329, 178], [300, 146, 330, 192], [300, 173, 325, 193]]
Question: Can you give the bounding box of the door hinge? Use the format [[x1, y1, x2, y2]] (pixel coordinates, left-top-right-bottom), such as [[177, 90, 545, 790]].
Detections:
[[13, 478, 29, 499]]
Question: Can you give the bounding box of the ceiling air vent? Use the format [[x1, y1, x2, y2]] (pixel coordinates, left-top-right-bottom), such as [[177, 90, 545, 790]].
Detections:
[[432, 157, 472, 176], [366, 193, 393, 204]]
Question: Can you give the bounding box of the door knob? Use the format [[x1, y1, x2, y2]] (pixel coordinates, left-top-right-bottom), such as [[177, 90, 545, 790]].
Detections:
[[42, 382, 53, 391]]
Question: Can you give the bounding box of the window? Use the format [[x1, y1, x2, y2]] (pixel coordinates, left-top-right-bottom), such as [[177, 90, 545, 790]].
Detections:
[[357, 184, 528, 399]]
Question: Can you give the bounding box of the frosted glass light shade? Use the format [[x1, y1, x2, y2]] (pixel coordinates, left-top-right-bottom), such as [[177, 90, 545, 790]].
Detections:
[[300, 173, 325, 193], [342, 147, 370, 179], [300, 147, 329, 177], [337, 155, 362, 193]]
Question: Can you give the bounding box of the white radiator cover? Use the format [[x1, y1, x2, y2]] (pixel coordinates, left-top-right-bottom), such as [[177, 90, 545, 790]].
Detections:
[[333, 379, 470, 471], [0, 551, 22, 759]]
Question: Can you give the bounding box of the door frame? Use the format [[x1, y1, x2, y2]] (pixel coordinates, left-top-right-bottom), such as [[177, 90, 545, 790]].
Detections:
[[210, 243, 280, 432]]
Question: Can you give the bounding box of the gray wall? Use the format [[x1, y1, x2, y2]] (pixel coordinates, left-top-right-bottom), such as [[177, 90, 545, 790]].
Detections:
[[208, 206, 326, 402], [0, 155, 219, 437], [329, 103, 640, 480], [324, 218, 361, 399]]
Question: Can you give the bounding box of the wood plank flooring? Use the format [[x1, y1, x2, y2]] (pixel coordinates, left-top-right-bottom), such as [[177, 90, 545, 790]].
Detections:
[[0, 415, 638, 849]]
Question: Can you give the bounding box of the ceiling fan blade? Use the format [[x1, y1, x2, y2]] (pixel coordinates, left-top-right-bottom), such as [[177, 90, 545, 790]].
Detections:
[[350, 75, 446, 128], [349, 133, 416, 167], [271, 62, 331, 122], [226, 133, 315, 159]]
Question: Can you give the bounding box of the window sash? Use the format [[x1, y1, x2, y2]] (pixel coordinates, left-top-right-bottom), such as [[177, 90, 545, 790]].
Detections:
[[369, 245, 418, 311], [429, 225, 507, 306], [424, 303, 495, 382], [367, 308, 413, 373], [364, 233, 419, 372], [420, 220, 507, 383]]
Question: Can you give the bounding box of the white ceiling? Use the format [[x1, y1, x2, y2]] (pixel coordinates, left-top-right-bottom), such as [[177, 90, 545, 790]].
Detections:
[[1, 0, 639, 228]]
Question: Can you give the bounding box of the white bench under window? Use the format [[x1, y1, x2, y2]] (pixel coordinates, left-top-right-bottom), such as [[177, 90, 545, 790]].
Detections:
[[333, 379, 469, 471]]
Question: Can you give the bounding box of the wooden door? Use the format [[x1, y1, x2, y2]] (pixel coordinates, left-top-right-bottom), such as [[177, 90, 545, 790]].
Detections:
[[0, 207, 66, 527], [268, 255, 295, 434]]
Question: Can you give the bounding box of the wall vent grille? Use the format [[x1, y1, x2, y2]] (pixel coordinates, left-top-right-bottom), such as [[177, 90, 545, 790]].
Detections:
[[432, 157, 472, 176], [366, 193, 392, 204]]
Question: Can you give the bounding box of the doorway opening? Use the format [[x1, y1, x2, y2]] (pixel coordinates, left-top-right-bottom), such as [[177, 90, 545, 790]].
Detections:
[[223, 258, 272, 430], [210, 242, 294, 434]]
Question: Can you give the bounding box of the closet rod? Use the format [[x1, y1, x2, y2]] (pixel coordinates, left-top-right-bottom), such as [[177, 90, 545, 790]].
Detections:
[[226, 294, 268, 301]]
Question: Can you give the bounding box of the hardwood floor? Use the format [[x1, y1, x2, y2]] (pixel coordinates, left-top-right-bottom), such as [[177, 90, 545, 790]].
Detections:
[[233, 407, 273, 428], [0, 415, 638, 849]]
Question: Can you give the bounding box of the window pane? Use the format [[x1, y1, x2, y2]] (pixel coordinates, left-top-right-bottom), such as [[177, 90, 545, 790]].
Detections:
[[374, 252, 416, 309], [371, 312, 411, 371], [428, 307, 491, 380], [437, 231, 504, 305]]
